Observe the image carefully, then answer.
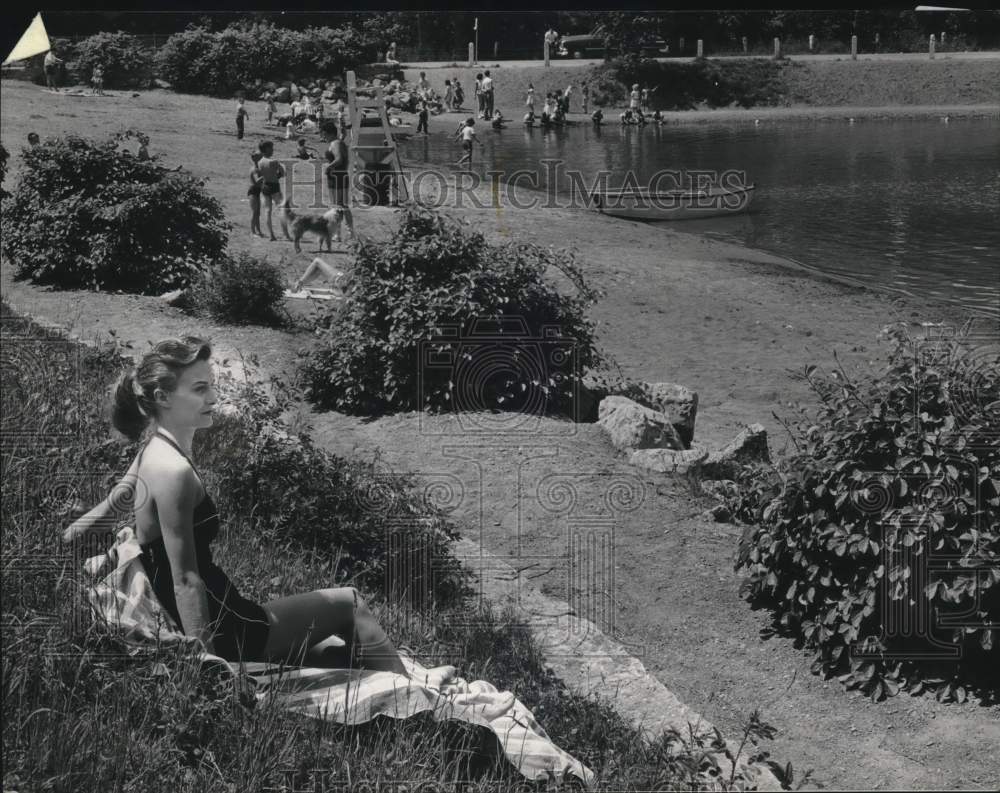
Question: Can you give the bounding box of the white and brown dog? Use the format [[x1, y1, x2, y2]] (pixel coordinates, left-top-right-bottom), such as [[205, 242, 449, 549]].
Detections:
[[279, 200, 355, 253]]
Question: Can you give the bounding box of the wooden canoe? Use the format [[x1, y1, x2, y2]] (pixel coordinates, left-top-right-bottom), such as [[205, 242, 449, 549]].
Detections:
[[591, 183, 755, 220]]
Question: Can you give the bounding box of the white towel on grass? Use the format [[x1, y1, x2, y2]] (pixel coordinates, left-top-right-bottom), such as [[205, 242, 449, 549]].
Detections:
[[84, 527, 595, 788]]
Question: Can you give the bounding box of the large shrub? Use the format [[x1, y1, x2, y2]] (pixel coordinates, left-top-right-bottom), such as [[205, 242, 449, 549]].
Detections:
[[300, 206, 605, 417], [156, 21, 374, 97], [190, 251, 288, 327], [72, 31, 153, 89], [734, 322, 999, 702], [1, 130, 229, 294]]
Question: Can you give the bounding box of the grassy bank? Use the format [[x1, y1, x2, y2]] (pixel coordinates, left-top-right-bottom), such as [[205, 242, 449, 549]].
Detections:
[[402, 56, 1000, 112], [1, 301, 778, 792]]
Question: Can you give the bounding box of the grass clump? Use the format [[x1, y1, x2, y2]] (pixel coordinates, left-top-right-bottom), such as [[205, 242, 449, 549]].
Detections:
[[189, 252, 289, 328], [733, 320, 999, 703]]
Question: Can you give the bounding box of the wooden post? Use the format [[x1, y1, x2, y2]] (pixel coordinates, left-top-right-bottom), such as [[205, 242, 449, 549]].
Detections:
[[468, 42, 474, 67], [773, 37, 781, 60], [544, 39, 550, 67], [808, 34, 814, 52], [696, 39, 703, 58], [929, 34, 936, 59], [679, 36, 685, 53], [494, 40, 499, 59], [851, 35, 858, 60], [742, 36, 748, 54]]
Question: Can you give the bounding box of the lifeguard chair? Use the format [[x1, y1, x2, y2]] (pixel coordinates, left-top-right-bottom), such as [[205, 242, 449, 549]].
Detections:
[[345, 70, 410, 206]]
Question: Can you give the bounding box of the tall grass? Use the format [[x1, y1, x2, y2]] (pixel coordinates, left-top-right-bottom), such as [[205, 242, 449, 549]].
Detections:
[[1, 300, 776, 791]]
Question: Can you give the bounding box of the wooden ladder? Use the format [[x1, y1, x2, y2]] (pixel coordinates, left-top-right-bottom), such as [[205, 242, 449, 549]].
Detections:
[[345, 70, 410, 207]]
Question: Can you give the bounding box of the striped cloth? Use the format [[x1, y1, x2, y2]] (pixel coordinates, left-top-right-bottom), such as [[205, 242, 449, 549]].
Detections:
[[84, 527, 596, 788]]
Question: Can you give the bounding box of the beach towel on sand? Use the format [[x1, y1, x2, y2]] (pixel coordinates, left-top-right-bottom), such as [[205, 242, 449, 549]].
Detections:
[[84, 527, 595, 788]]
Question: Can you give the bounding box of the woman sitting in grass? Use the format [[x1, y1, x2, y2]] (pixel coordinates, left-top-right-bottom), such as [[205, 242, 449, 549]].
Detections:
[[62, 337, 457, 686]]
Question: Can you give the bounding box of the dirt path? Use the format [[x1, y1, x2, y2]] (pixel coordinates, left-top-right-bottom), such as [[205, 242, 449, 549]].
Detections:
[[3, 78, 999, 790]]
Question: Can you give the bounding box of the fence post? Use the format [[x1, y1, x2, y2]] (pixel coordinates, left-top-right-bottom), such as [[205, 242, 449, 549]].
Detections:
[[494, 41, 498, 59], [468, 42, 474, 67], [808, 34, 815, 52], [742, 36, 748, 54], [929, 34, 936, 59], [696, 39, 703, 58], [773, 37, 781, 60], [544, 39, 550, 67], [679, 36, 685, 53], [851, 35, 858, 60]]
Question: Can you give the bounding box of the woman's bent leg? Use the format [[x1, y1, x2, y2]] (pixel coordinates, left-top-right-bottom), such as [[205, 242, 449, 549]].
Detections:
[[261, 587, 407, 675]]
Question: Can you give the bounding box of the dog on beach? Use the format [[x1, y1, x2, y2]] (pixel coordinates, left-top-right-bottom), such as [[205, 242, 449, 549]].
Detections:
[[279, 201, 354, 253]]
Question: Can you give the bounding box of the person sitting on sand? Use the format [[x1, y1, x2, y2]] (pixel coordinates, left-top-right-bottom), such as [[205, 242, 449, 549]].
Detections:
[[61, 337, 457, 686], [27, 132, 40, 148], [295, 137, 316, 160], [137, 133, 151, 161], [491, 110, 505, 130]]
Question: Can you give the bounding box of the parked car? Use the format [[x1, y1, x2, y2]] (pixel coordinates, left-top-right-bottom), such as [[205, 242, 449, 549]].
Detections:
[[556, 31, 669, 59]]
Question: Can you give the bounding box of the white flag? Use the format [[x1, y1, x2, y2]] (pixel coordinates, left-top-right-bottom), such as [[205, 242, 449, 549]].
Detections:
[[3, 13, 52, 65]]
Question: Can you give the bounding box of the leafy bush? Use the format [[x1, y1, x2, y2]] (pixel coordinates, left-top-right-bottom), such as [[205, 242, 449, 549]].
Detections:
[[190, 252, 288, 327], [734, 322, 999, 702], [72, 31, 153, 89], [300, 205, 606, 417], [194, 355, 473, 606], [0, 142, 9, 199], [156, 21, 374, 97], [606, 56, 787, 109], [1, 130, 229, 294]]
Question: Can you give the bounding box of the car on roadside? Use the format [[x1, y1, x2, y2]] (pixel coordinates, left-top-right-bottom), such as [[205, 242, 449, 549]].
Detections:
[[556, 30, 669, 59]]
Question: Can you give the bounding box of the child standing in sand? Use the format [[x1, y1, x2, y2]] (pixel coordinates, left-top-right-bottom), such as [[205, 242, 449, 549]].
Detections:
[[91, 64, 104, 96], [256, 140, 285, 241], [247, 151, 263, 236], [265, 91, 277, 124], [236, 98, 249, 140], [525, 83, 535, 113]]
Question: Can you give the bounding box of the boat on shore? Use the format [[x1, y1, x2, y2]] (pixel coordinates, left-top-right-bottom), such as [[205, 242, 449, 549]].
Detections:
[[591, 183, 755, 221]]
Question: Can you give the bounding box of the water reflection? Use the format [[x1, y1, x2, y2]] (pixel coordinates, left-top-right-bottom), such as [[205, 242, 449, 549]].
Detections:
[[399, 117, 1000, 318]]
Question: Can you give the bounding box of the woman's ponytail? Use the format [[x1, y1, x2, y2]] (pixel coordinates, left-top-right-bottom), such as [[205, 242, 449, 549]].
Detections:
[[110, 370, 149, 443]]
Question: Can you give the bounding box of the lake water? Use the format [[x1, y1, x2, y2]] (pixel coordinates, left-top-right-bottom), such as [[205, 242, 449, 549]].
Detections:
[[399, 117, 1000, 320]]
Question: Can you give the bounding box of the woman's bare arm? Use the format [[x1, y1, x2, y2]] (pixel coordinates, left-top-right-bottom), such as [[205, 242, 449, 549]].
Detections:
[[154, 466, 216, 654], [61, 449, 144, 545]]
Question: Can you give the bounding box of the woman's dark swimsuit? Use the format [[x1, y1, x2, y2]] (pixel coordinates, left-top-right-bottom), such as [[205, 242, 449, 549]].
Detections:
[[138, 431, 270, 662]]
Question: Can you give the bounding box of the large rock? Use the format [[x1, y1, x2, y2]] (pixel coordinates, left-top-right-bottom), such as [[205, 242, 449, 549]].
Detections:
[[629, 444, 709, 476], [701, 424, 770, 479], [598, 396, 685, 452], [273, 86, 290, 103], [643, 383, 698, 448]]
